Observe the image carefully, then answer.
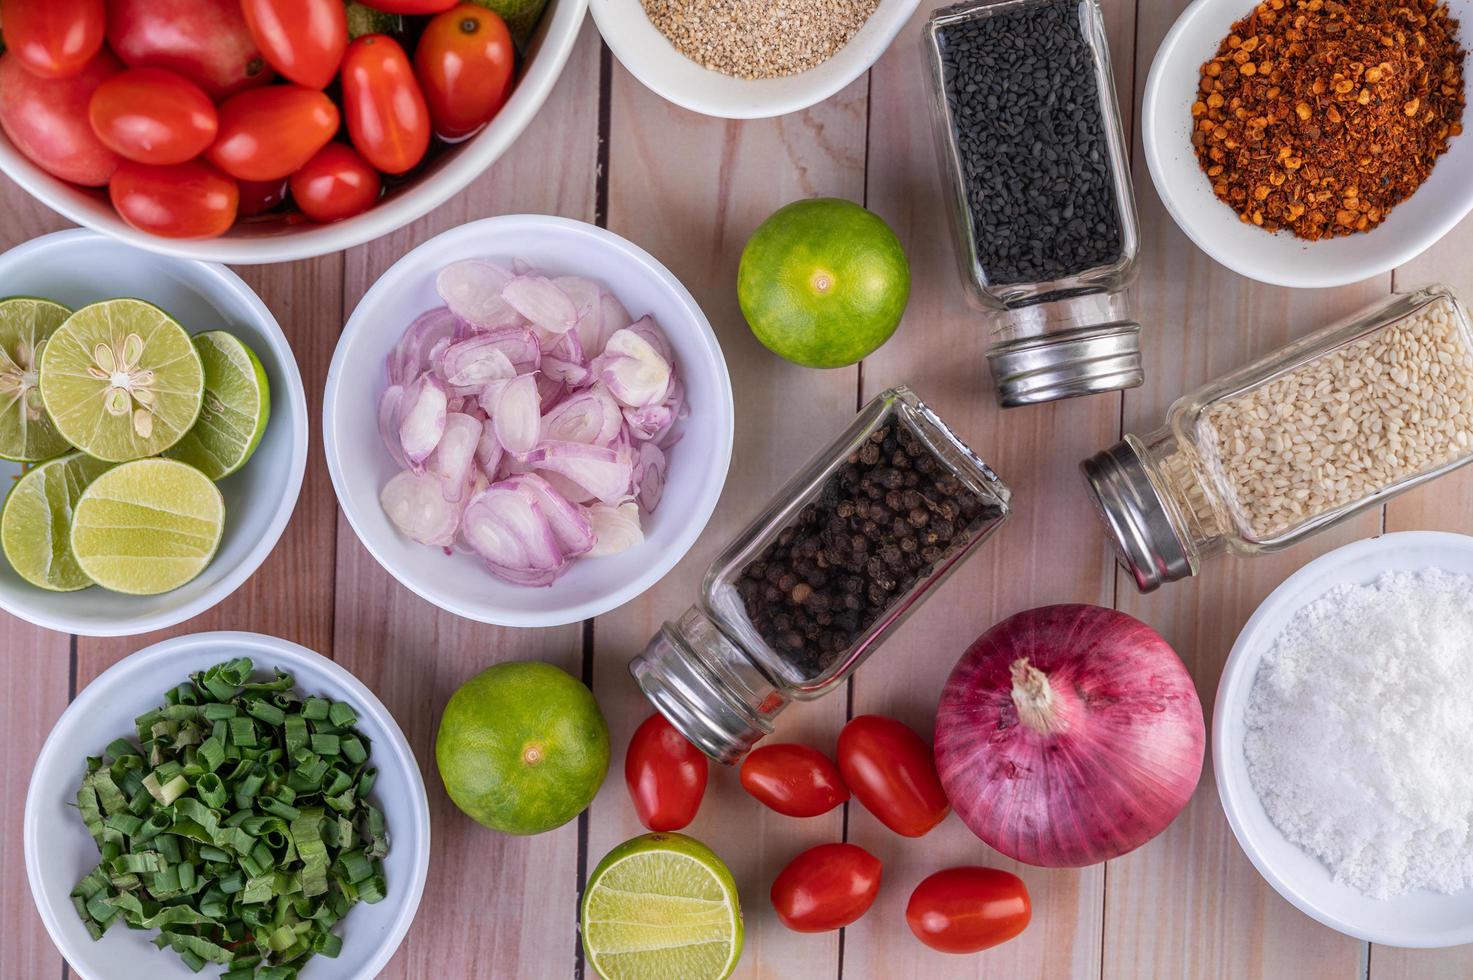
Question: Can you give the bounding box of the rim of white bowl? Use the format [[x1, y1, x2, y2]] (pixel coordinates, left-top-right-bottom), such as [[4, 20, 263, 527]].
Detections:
[[1213, 530, 1473, 946], [324, 213, 734, 627], [591, 0, 920, 119], [0, 0, 589, 266], [24, 631, 432, 980], [1141, 0, 1473, 289], [0, 229, 309, 636]]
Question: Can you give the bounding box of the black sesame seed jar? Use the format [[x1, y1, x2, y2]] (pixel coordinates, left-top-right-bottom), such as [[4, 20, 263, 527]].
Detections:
[[926, 0, 1143, 407], [629, 386, 1011, 764]]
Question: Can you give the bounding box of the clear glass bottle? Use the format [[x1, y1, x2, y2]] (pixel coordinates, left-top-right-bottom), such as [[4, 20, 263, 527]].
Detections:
[[629, 387, 1011, 763], [925, 0, 1142, 407], [1083, 286, 1473, 591]]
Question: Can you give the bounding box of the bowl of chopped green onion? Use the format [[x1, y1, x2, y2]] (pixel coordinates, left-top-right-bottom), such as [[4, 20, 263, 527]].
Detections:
[[23, 631, 431, 980]]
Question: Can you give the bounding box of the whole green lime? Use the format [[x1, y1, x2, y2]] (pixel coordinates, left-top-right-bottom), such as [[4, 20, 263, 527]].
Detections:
[[436, 660, 609, 835], [737, 198, 911, 369]]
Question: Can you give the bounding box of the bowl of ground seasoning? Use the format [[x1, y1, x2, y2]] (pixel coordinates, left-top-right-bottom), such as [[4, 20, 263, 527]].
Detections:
[[590, 0, 919, 118], [1143, 0, 1469, 287]]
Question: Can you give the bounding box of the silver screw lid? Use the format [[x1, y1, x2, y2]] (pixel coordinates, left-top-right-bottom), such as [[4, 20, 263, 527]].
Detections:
[[987, 321, 1144, 407], [629, 614, 777, 766], [1080, 437, 1193, 592]]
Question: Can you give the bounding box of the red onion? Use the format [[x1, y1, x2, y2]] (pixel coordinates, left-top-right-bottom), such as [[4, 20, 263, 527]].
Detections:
[[934, 604, 1204, 868]]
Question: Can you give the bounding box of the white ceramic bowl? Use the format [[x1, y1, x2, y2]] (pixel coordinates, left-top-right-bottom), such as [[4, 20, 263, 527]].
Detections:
[[1143, 0, 1473, 288], [0, 0, 588, 265], [0, 230, 307, 636], [324, 214, 733, 627], [1215, 531, 1473, 947], [25, 631, 431, 980], [592, 0, 919, 119]]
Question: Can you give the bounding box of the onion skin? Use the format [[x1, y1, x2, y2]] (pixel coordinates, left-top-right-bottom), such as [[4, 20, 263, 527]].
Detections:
[[934, 604, 1204, 868]]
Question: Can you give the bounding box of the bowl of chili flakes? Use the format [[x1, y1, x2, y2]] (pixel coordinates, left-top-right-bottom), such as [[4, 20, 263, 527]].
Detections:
[[1142, 0, 1470, 288]]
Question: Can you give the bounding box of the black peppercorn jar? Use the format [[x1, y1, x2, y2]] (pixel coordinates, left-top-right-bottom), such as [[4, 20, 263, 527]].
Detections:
[[629, 386, 1011, 764], [926, 0, 1143, 407]]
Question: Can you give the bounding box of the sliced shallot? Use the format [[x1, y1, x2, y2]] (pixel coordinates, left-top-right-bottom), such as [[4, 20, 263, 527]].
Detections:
[[461, 485, 563, 574], [399, 373, 449, 467], [598, 327, 672, 408], [587, 500, 644, 557], [439, 336, 519, 387], [527, 441, 633, 503], [427, 413, 483, 503], [437, 259, 519, 327], [491, 373, 541, 456], [636, 442, 667, 512], [388, 307, 459, 386], [505, 473, 595, 557], [381, 470, 461, 547], [502, 276, 577, 333], [542, 385, 623, 446]]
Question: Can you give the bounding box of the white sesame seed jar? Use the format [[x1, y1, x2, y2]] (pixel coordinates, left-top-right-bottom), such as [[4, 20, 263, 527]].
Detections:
[[1082, 285, 1473, 591]]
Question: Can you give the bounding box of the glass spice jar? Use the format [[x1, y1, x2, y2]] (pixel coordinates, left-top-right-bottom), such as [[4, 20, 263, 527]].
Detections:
[[629, 386, 1011, 764], [1083, 286, 1473, 591], [925, 0, 1143, 407]]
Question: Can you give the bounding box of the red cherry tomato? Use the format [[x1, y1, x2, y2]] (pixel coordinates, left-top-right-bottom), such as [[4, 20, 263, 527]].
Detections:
[[624, 713, 708, 832], [770, 843, 882, 933], [905, 867, 1031, 954], [0, 50, 120, 186], [739, 744, 849, 818], [414, 4, 515, 141], [355, 0, 457, 13], [237, 177, 290, 218], [109, 159, 239, 239], [88, 68, 217, 166], [240, 0, 348, 90], [107, 0, 272, 100], [837, 715, 949, 838], [4, 0, 106, 79], [341, 34, 431, 175], [207, 85, 340, 182], [289, 143, 382, 223]]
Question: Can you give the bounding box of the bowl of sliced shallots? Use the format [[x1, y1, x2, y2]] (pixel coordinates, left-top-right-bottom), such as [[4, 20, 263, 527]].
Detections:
[[324, 214, 733, 627]]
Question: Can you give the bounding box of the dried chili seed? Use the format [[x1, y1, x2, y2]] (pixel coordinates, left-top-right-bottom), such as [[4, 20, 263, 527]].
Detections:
[[1191, 0, 1465, 240]]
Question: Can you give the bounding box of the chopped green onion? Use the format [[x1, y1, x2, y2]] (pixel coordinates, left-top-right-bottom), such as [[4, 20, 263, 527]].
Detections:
[[69, 657, 387, 977]]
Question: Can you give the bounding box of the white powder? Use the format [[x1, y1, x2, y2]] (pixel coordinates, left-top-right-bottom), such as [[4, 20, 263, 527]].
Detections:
[[1244, 568, 1473, 899]]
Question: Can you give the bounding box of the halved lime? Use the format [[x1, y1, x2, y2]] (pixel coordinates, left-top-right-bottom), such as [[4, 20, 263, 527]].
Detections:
[[0, 297, 74, 461], [165, 331, 270, 480], [580, 833, 743, 980], [1, 452, 115, 591], [39, 299, 204, 462], [70, 458, 225, 595]]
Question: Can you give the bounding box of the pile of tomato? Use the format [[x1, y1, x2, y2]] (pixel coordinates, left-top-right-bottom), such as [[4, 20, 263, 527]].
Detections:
[[625, 712, 1034, 955], [0, 0, 517, 238]]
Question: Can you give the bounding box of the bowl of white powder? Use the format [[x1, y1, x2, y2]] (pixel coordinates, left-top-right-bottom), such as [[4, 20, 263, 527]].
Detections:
[[1215, 531, 1473, 947]]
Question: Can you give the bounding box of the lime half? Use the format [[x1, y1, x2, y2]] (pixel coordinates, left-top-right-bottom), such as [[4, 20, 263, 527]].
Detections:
[[0, 297, 74, 461], [1, 452, 115, 590], [70, 458, 224, 595], [40, 299, 204, 462], [165, 331, 270, 480], [580, 833, 743, 980]]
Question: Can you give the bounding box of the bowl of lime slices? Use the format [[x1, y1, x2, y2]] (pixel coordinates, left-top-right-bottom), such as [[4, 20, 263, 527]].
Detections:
[[0, 230, 307, 636]]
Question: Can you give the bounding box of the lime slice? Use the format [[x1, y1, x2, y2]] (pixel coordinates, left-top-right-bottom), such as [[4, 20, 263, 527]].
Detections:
[[39, 299, 204, 462], [0, 297, 74, 461], [164, 331, 270, 480], [70, 458, 225, 595], [1, 452, 115, 590], [580, 833, 743, 980]]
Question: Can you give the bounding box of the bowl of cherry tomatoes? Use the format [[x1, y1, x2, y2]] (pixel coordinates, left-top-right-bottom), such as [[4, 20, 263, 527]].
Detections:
[[0, 0, 588, 264]]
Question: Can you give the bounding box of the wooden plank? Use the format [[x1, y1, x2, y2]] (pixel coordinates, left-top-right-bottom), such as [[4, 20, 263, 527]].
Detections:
[[585, 50, 871, 978], [331, 21, 602, 979], [1363, 206, 1473, 980], [0, 614, 70, 979], [1101, 0, 1391, 972], [837, 0, 1133, 974]]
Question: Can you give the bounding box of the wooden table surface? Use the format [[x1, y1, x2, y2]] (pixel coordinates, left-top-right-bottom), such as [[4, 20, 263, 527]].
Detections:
[[3, 2, 1472, 977]]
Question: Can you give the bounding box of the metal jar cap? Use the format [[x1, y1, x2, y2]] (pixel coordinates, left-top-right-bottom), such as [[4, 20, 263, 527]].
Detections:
[[1080, 438, 1193, 592], [987, 321, 1144, 407]]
